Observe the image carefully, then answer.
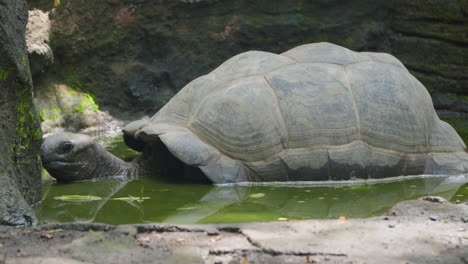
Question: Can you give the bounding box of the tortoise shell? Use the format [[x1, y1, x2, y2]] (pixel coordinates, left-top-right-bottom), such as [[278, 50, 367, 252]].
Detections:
[[124, 42, 468, 183]]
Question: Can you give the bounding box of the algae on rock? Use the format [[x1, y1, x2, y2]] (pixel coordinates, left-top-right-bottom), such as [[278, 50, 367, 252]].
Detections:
[[34, 82, 112, 134]]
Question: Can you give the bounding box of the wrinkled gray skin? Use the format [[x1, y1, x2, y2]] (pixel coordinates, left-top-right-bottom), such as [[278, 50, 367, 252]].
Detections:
[[41, 133, 140, 182], [41, 43, 468, 183]]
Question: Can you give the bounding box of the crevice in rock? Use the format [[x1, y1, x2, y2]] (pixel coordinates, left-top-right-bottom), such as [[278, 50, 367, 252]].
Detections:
[[209, 248, 348, 258], [216, 226, 348, 257], [397, 17, 466, 26], [406, 65, 468, 82], [261, 249, 348, 257], [391, 29, 468, 47], [217, 226, 242, 233], [135, 224, 208, 233], [209, 249, 262, 255], [36, 223, 116, 232], [217, 226, 262, 248]]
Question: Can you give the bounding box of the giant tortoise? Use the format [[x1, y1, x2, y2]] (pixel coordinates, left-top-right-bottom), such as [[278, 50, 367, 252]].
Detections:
[[41, 42, 468, 183]]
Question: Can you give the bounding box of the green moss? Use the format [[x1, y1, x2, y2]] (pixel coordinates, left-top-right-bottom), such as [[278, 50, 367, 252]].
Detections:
[[38, 108, 60, 122], [32, 128, 42, 142], [37, 109, 46, 121], [12, 77, 42, 156], [63, 72, 100, 115], [0, 71, 9, 81], [446, 93, 458, 100], [82, 93, 99, 112], [21, 56, 27, 66], [0, 67, 14, 82], [72, 93, 99, 114], [443, 92, 468, 101], [65, 72, 85, 91], [39, 107, 62, 122], [47, 86, 54, 93], [41, 169, 55, 183], [37, 80, 101, 128], [72, 106, 84, 114]]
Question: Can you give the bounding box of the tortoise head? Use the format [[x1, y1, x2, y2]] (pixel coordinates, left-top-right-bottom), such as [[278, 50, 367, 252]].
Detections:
[[40, 133, 99, 182]]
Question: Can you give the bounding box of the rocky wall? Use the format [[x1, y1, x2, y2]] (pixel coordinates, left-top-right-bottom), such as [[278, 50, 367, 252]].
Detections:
[[27, 0, 467, 118], [0, 0, 42, 226]]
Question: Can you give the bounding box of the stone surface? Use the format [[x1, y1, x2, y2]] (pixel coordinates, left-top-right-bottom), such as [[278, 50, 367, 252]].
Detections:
[[25, 9, 53, 77], [25, 0, 468, 119], [0, 0, 42, 226], [0, 177, 36, 226], [0, 197, 466, 263], [6, 257, 92, 264], [239, 199, 468, 263]]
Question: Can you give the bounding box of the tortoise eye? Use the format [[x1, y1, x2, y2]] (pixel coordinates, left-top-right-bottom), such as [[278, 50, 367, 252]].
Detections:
[[61, 142, 74, 153]]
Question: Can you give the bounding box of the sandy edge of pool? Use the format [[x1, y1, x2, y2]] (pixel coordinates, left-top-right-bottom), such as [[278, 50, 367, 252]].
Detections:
[[0, 196, 466, 264]]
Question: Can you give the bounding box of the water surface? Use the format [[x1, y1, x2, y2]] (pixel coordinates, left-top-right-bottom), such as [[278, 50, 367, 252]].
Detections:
[[36, 176, 467, 225]]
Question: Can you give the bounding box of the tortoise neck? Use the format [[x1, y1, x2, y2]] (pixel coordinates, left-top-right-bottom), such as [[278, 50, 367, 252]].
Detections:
[[88, 144, 141, 179]]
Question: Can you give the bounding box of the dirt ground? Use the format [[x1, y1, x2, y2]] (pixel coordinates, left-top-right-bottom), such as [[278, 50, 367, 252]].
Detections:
[[0, 196, 466, 264]]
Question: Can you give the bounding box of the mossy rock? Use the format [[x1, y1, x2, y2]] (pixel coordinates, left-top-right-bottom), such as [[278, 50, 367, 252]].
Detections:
[[0, 0, 42, 225], [35, 84, 111, 133]]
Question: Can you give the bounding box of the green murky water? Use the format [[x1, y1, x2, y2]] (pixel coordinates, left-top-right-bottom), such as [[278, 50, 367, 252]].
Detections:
[[35, 119, 468, 225], [36, 176, 468, 225]]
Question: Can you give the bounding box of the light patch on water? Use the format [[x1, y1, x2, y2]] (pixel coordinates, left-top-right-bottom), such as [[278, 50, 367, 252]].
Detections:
[[249, 193, 265, 198]]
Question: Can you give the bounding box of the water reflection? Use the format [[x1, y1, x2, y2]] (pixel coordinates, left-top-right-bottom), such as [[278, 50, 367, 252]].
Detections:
[[36, 175, 468, 225]]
